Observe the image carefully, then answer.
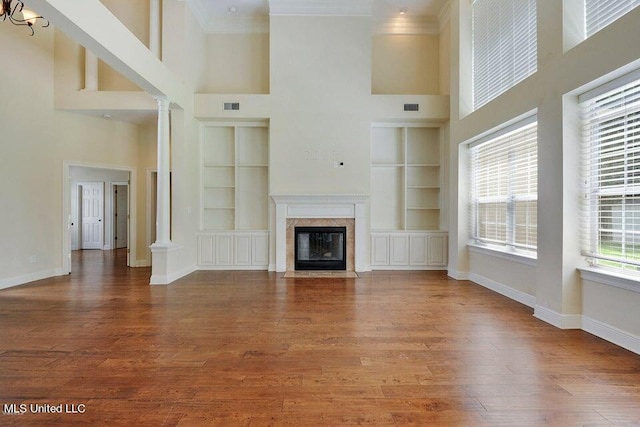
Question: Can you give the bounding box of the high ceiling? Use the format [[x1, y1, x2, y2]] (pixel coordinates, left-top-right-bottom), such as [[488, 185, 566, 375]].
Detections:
[[186, 0, 449, 33]]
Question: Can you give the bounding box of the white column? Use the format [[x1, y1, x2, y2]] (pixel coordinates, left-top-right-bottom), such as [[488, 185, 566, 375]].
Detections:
[[149, 0, 161, 59], [84, 49, 98, 91], [154, 96, 171, 245]]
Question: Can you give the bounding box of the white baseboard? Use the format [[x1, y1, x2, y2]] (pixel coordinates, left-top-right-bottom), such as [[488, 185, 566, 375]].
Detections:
[[103, 245, 112, 250], [469, 273, 536, 308], [534, 305, 582, 329], [134, 259, 151, 267], [582, 316, 640, 355], [197, 265, 269, 271], [371, 266, 448, 271], [150, 264, 196, 285], [268, 263, 276, 272], [448, 269, 469, 280], [0, 268, 66, 291]]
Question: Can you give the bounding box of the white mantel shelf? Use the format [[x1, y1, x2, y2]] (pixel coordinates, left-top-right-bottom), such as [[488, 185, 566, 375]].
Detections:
[[271, 194, 369, 272]]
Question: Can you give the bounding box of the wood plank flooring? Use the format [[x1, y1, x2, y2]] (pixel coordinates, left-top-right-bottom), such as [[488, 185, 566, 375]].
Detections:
[[0, 249, 639, 425]]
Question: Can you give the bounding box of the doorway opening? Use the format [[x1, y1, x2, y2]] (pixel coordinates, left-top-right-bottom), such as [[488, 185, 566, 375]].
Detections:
[[64, 163, 136, 274]]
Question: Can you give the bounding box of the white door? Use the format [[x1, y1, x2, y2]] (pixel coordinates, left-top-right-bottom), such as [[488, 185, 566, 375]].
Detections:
[[81, 182, 104, 249], [114, 185, 128, 249]]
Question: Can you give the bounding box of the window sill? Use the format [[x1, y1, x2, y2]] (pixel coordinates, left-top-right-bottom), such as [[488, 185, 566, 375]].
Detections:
[[467, 243, 537, 267], [578, 266, 640, 294]]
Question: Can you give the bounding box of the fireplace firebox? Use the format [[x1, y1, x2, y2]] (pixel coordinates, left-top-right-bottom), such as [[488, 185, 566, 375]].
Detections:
[[294, 226, 346, 270]]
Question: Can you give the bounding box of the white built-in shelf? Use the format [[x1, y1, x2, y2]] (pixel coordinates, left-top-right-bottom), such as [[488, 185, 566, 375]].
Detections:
[[371, 124, 442, 232], [201, 123, 269, 231]]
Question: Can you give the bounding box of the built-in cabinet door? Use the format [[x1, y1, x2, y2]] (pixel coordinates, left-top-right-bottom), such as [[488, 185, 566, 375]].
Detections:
[[371, 235, 389, 266], [409, 234, 428, 266], [428, 235, 447, 266], [252, 234, 269, 266], [235, 235, 252, 266], [215, 234, 233, 266], [389, 235, 409, 266], [199, 235, 215, 265]]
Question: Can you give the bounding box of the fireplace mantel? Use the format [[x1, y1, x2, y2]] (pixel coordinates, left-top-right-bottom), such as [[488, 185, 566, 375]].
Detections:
[[271, 194, 368, 272]]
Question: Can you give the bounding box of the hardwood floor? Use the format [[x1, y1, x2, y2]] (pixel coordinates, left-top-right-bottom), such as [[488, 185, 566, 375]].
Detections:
[[1, 250, 639, 426]]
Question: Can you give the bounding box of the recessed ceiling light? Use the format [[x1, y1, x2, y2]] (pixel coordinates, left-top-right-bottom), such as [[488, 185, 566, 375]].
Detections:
[[228, 6, 238, 13], [399, 7, 407, 15]]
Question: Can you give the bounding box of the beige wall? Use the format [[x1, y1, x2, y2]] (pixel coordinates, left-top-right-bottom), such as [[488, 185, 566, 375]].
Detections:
[[269, 15, 372, 195], [0, 21, 153, 286], [372, 34, 439, 95], [200, 33, 270, 94], [99, 0, 149, 91]]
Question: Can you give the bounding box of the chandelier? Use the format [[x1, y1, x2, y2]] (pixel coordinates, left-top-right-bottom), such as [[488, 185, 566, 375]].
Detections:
[[0, 0, 48, 36]]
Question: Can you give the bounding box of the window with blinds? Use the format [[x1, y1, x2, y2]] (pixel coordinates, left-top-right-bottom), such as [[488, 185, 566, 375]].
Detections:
[[581, 71, 640, 272], [469, 119, 538, 254], [472, 0, 537, 110], [585, 0, 640, 38]]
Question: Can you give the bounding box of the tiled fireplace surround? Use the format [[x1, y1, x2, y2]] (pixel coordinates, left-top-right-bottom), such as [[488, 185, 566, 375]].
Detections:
[[271, 195, 368, 272]]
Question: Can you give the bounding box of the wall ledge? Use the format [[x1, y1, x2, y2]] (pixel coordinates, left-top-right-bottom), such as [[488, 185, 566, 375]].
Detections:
[[579, 267, 640, 294]]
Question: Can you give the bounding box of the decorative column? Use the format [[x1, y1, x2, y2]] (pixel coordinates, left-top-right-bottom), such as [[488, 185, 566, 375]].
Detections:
[[154, 96, 171, 245], [84, 49, 98, 91], [149, 96, 175, 285], [149, 0, 161, 59]]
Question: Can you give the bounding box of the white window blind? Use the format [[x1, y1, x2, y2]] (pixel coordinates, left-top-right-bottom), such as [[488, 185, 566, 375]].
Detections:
[[469, 119, 538, 253], [581, 74, 640, 272], [585, 0, 640, 38], [472, 0, 537, 110]]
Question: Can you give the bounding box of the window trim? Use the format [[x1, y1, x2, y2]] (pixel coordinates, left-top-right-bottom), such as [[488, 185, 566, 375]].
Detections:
[[468, 117, 538, 254], [580, 69, 640, 272]]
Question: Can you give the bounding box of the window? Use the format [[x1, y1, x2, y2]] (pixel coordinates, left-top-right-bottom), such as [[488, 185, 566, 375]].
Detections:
[[472, 0, 537, 110], [581, 72, 640, 272], [585, 0, 640, 38], [469, 119, 538, 254]]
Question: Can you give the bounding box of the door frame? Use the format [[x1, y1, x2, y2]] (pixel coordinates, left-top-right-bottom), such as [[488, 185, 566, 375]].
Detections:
[[111, 181, 130, 251], [62, 161, 137, 273]]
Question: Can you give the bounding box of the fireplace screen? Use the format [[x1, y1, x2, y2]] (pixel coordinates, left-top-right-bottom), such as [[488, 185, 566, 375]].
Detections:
[[294, 226, 346, 270]]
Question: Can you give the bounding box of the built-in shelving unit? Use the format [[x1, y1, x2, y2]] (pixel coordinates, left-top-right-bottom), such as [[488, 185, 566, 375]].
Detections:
[[199, 123, 269, 270], [201, 123, 268, 231], [370, 124, 446, 269], [371, 125, 441, 231]]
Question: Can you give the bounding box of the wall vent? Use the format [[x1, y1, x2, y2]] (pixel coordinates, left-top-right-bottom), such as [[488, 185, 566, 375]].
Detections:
[[404, 103, 419, 112], [224, 102, 240, 111]]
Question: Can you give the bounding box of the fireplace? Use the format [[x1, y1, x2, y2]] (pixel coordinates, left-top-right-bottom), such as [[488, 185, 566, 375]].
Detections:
[[295, 227, 346, 270], [271, 194, 368, 272]]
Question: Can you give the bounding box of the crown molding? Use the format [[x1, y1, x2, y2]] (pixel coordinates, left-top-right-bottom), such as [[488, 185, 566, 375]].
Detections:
[[269, 0, 372, 16], [438, 0, 451, 33], [373, 17, 439, 35], [206, 16, 269, 34]]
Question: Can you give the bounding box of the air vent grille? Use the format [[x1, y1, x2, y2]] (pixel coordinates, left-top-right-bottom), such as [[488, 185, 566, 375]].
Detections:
[[404, 103, 419, 112], [224, 102, 240, 111]]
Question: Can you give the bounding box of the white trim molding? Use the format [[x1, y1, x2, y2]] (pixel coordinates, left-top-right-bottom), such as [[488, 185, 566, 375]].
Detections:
[[447, 270, 469, 280], [150, 264, 196, 285], [582, 316, 640, 355], [271, 194, 369, 272], [468, 273, 536, 308], [269, 0, 372, 16], [0, 268, 66, 291], [534, 305, 582, 329], [468, 243, 537, 267]]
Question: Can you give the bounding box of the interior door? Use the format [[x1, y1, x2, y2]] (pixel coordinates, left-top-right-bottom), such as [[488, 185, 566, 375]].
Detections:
[[114, 185, 128, 249], [81, 182, 104, 249]]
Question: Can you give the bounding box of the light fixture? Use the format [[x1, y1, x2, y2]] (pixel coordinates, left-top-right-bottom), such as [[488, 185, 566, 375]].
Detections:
[[399, 7, 407, 15], [0, 0, 48, 36]]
